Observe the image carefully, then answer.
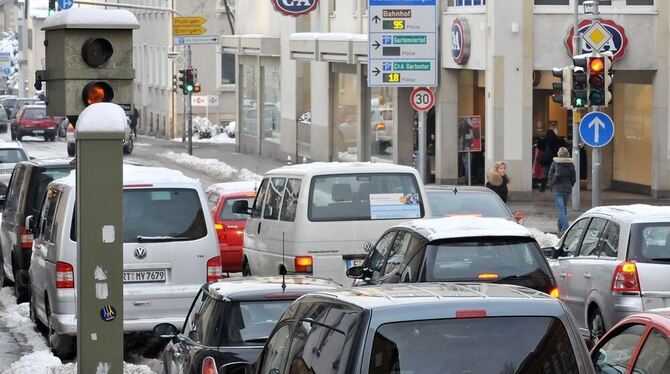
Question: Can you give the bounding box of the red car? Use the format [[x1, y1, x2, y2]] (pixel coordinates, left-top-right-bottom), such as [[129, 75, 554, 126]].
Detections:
[[591, 308, 670, 373], [13, 105, 59, 141], [206, 182, 258, 275]]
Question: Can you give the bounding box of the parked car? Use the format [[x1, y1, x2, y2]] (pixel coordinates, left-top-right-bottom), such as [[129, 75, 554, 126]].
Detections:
[[29, 165, 221, 358], [0, 95, 18, 118], [548, 204, 670, 344], [65, 118, 134, 156], [0, 159, 74, 303], [226, 283, 595, 374], [591, 308, 670, 373], [0, 141, 28, 199], [154, 276, 340, 374], [11, 105, 59, 141], [0, 104, 9, 133], [206, 181, 257, 274], [425, 184, 524, 223], [371, 107, 393, 155], [232, 162, 430, 285], [346, 216, 559, 298]]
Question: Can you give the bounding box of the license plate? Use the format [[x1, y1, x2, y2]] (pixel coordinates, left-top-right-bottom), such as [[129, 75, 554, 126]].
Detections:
[[123, 270, 166, 283], [34, 130, 44, 134], [346, 259, 364, 269]]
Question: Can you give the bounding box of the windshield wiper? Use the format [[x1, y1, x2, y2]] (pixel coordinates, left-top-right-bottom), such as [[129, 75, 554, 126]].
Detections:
[[495, 274, 536, 282], [136, 235, 191, 243], [244, 337, 268, 343]]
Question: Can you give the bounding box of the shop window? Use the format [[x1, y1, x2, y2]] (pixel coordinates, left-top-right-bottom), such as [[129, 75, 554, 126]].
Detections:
[[262, 66, 281, 140], [626, 0, 653, 4], [332, 73, 360, 161], [370, 87, 394, 162], [221, 53, 235, 85], [241, 65, 257, 136]]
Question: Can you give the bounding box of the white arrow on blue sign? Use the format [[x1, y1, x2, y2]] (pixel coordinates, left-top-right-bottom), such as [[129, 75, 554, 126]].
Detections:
[[1, 67, 11, 77], [58, 0, 74, 10], [579, 111, 615, 148]]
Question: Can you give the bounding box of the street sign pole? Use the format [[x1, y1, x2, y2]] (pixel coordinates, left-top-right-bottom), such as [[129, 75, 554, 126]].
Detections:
[[417, 110, 427, 183], [579, 110, 613, 208], [187, 45, 193, 155], [572, 0, 581, 211], [592, 0, 600, 208]]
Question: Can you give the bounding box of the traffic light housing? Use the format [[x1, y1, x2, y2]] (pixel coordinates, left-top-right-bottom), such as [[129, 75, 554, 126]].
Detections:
[[551, 67, 573, 109], [572, 54, 589, 109], [588, 56, 606, 106], [184, 68, 194, 94], [178, 69, 187, 92], [48, 0, 57, 16], [193, 83, 201, 93], [602, 51, 613, 107], [35, 8, 139, 123]]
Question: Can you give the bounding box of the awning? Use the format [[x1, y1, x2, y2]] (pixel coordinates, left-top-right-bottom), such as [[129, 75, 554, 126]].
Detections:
[[288, 32, 367, 64], [222, 34, 280, 56]]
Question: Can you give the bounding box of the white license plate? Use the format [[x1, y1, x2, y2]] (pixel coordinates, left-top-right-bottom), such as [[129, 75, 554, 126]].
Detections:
[[123, 270, 166, 283], [34, 130, 44, 134], [346, 259, 364, 269]]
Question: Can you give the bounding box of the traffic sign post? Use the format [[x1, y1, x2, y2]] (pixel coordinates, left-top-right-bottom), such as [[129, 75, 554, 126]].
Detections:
[[579, 110, 614, 208], [411, 87, 434, 183], [368, 0, 437, 87]]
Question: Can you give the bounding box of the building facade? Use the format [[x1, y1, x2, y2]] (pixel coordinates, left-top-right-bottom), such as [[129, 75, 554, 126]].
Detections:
[[230, 0, 669, 198]]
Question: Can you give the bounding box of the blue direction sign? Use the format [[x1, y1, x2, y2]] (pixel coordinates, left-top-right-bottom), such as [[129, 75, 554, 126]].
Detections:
[[58, 0, 74, 10], [579, 111, 615, 148], [1, 67, 11, 77]]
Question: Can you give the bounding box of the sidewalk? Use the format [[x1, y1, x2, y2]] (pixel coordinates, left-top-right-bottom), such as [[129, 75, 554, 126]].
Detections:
[[145, 135, 670, 235]]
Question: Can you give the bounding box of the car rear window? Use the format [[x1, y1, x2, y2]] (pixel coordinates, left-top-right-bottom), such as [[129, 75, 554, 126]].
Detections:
[[219, 197, 255, 221], [0, 149, 27, 164], [629, 223, 670, 263], [426, 190, 512, 219], [23, 108, 47, 119], [422, 238, 552, 283], [25, 167, 74, 218], [369, 317, 579, 374], [308, 173, 424, 221], [123, 188, 207, 242]]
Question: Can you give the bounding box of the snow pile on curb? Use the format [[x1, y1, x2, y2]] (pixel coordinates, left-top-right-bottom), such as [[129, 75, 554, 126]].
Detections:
[[170, 117, 235, 144], [157, 151, 261, 182], [528, 227, 560, 248]]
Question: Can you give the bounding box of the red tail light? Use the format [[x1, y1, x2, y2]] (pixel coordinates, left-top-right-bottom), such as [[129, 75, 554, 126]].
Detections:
[[514, 211, 525, 225], [56, 261, 74, 289], [214, 223, 226, 243], [549, 287, 560, 299], [201, 357, 219, 374], [456, 310, 487, 319], [207, 256, 222, 283], [294, 256, 313, 274], [21, 227, 33, 250], [612, 262, 641, 295], [375, 122, 386, 130]]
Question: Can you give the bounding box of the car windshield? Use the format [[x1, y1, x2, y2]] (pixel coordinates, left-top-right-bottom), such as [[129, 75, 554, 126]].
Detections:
[[23, 108, 47, 119], [0, 149, 27, 164], [27, 168, 74, 218], [629, 223, 670, 263], [422, 238, 551, 282], [426, 190, 511, 218], [2, 98, 16, 108], [369, 317, 579, 374], [219, 197, 255, 221]]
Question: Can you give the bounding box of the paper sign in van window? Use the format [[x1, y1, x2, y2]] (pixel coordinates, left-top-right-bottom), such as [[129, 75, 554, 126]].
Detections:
[[151, 191, 172, 201], [370, 193, 421, 220]]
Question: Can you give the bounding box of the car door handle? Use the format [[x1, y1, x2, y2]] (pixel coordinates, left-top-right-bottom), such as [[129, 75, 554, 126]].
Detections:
[[584, 272, 592, 279], [257, 221, 261, 234], [559, 272, 567, 279]]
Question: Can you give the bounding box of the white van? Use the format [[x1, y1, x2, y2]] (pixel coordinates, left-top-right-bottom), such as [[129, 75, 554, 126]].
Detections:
[[29, 165, 221, 358], [235, 162, 429, 285]]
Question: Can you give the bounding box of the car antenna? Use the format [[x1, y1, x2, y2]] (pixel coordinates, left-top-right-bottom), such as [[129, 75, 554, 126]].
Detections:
[[281, 231, 287, 292]]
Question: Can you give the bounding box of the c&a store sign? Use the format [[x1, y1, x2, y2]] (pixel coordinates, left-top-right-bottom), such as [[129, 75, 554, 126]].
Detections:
[[272, 0, 319, 16], [564, 18, 628, 61]]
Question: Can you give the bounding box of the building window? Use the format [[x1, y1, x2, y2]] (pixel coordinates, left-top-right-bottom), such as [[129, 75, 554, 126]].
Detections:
[[449, 0, 486, 5], [370, 87, 394, 162], [626, 0, 652, 4], [332, 72, 359, 161], [221, 53, 236, 85], [241, 65, 257, 136], [262, 66, 280, 140]]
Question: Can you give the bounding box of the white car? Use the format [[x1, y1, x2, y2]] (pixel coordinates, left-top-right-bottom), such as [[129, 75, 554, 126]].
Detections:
[[0, 141, 28, 198], [65, 118, 134, 156]]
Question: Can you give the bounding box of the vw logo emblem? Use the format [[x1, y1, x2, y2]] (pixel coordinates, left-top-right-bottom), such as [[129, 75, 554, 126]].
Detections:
[[134, 247, 147, 260]]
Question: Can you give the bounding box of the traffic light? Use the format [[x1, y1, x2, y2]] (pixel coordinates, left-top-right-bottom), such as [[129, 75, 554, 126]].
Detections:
[[172, 74, 178, 93], [178, 69, 187, 92], [551, 67, 573, 109], [572, 54, 589, 109], [48, 0, 57, 16], [35, 9, 139, 123], [602, 51, 613, 107], [184, 68, 195, 94], [193, 83, 201, 93], [588, 56, 606, 106]]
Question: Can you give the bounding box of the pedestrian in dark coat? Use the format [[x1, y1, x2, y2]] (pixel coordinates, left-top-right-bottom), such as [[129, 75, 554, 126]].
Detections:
[[548, 147, 577, 235], [540, 129, 564, 191], [486, 161, 509, 203], [129, 107, 140, 137]]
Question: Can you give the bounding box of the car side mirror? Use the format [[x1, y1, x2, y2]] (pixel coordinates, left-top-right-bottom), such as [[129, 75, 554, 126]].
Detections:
[[153, 323, 178, 338], [541, 246, 555, 258], [232, 200, 251, 215], [514, 211, 525, 225], [29, 156, 36, 160], [219, 362, 255, 374], [346, 266, 364, 279]]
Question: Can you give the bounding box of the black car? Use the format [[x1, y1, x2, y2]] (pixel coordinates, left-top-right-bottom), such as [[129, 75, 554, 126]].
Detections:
[[0, 159, 75, 303], [346, 216, 559, 297], [154, 276, 340, 374]]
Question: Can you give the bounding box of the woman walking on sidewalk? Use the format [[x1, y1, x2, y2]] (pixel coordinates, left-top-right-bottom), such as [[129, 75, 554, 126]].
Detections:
[[548, 147, 576, 236], [486, 161, 509, 203]]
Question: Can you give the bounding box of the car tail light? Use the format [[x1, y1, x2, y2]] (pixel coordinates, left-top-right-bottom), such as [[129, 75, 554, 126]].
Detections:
[[456, 310, 487, 319], [477, 273, 499, 280], [549, 287, 560, 299], [214, 223, 226, 243], [612, 261, 641, 295], [56, 261, 74, 289], [207, 256, 222, 283], [21, 227, 33, 250], [375, 122, 385, 130], [201, 357, 219, 374], [514, 211, 525, 225], [294, 256, 313, 274]]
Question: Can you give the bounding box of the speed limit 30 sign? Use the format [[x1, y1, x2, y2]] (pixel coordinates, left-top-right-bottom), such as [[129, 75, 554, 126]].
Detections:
[[410, 87, 435, 112]]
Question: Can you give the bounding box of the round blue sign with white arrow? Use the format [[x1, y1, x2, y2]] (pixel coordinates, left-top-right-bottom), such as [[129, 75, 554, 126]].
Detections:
[[579, 111, 615, 148]]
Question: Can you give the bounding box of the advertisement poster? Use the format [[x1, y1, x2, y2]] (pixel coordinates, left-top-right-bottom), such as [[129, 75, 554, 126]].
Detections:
[[458, 115, 482, 152], [370, 193, 421, 220]]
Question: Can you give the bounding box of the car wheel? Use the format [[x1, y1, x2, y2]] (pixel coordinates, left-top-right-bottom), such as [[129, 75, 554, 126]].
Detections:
[[67, 143, 75, 157], [46, 299, 75, 359], [242, 257, 252, 276], [17, 135, 22, 142], [589, 307, 606, 346], [123, 137, 134, 155], [13, 266, 29, 304]]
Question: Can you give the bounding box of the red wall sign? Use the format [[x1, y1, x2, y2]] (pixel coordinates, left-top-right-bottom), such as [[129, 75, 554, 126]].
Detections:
[[565, 18, 628, 61], [271, 0, 319, 17]]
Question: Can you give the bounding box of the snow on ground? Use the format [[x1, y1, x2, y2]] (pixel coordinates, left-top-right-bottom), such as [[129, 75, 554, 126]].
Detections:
[[157, 151, 261, 182], [171, 132, 235, 144], [528, 227, 560, 248]]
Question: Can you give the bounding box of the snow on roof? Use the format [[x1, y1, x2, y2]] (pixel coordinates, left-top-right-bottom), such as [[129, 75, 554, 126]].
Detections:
[[289, 32, 321, 41], [55, 164, 196, 187], [206, 181, 258, 195], [76, 103, 126, 134], [208, 276, 340, 298], [399, 216, 533, 242], [587, 204, 670, 222], [43, 8, 139, 30], [267, 162, 418, 176]]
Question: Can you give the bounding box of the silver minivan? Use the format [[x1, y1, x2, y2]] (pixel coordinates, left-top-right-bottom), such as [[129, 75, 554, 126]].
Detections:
[[548, 204, 670, 344], [29, 165, 221, 358]]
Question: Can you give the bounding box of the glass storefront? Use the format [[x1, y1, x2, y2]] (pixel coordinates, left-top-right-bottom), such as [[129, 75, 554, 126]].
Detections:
[[332, 73, 360, 161], [262, 66, 281, 140], [370, 87, 394, 162], [241, 65, 257, 136]]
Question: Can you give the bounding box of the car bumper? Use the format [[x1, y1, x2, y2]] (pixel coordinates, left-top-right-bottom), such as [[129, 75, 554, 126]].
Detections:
[[51, 313, 186, 336], [610, 296, 644, 326], [18, 128, 56, 137], [220, 245, 244, 272]]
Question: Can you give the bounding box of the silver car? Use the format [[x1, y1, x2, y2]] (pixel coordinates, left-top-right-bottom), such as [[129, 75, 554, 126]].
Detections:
[[0, 141, 28, 199], [548, 204, 670, 344]]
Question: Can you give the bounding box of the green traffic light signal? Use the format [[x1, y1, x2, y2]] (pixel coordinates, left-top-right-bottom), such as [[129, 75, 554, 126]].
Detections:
[[186, 84, 194, 93], [574, 97, 586, 108]]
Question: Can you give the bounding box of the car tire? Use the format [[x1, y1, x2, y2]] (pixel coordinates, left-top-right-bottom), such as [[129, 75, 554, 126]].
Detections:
[[17, 135, 22, 142], [46, 298, 75, 359], [123, 137, 134, 155], [12, 262, 29, 304], [242, 257, 252, 276], [67, 143, 75, 157], [589, 307, 606, 346]]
